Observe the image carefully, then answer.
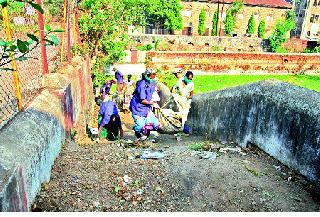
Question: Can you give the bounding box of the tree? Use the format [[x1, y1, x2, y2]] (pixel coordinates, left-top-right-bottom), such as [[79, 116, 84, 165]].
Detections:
[[211, 9, 218, 36], [198, 8, 206, 36], [246, 14, 256, 35], [144, 0, 183, 33], [79, 0, 183, 77], [258, 20, 266, 38], [223, 0, 244, 36], [268, 10, 296, 52]]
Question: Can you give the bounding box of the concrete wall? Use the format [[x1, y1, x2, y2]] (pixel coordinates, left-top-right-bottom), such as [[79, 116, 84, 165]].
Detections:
[[147, 51, 320, 72], [188, 80, 320, 186], [0, 56, 93, 211]]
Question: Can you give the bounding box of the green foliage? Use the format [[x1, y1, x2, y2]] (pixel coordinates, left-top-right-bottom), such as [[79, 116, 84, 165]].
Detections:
[[43, 0, 64, 20], [79, 0, 183, 75], [0, 0, 61, 69], [268, 10, 296, 53], [246, 14, 256, 35], [154, 38, 162, 50], [188, 143, 204, 151], [223, 0, 244, 36], [258, 20, 266, 38], [198, 8, 206, 36], [144, 0, 183, 32], [212, 45, 222, 51], [211, 9, 218, 36], [224, 9, 234, 36], [137, 43, 153, 51]]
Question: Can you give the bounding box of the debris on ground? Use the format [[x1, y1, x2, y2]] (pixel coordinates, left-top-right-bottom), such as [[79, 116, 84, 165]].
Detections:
[[140, 150, 165, 159]]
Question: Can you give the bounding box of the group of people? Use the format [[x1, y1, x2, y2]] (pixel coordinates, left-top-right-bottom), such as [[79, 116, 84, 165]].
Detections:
[[97, 67, 194, 141]]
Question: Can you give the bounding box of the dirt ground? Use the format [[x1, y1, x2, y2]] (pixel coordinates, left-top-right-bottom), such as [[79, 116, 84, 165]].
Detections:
[[32, 106, 320, 212]]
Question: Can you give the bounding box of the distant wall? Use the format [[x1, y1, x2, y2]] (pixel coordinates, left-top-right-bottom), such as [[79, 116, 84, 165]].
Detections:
[[147, 51, 320, 73], [0, 56, 93, 211], [130, 35, 264, 52], [188, 81, 320, 186]]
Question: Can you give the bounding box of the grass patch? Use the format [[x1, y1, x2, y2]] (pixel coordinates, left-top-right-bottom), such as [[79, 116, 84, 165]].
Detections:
[[188, 143, 205, 151], [158, 74, 320, 94]]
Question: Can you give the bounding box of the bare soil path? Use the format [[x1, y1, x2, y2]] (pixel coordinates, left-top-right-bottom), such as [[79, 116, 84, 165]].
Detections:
[[32, 110, 320, 212]]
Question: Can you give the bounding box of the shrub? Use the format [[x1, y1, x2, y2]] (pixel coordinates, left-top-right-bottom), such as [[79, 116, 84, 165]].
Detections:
[[268, 10, 296, 53], [247, 14, 256, 35], [258, 20, 266, 38], [211, 9, 219, 36], [198, 8, 206, 36]]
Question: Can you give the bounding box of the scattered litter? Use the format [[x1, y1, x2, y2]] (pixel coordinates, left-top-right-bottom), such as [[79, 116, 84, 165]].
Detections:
[[273, 165, 282, 171], [219, 146, 242, 153], [140, 151, 165, 159], [136, 189, 144, 195], [71, 175, 78, 183], [93, 201, 100, 208], [123, 175, 133, 184], [197, 151, 217, 161]]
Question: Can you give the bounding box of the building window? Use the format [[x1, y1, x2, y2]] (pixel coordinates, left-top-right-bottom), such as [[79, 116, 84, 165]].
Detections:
[[314, 0, 318, 6], [266, 15, 273, 22], [238, 13, 244, 19], [316, 15, 319, 22], [182, 10, 192, 17], [310, 14, 316, 23], [254, 13, 259, 20]]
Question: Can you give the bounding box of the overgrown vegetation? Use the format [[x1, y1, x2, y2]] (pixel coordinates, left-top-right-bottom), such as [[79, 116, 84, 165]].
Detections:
[[246, 14, 256, 35], [198, 8, 206, 36], [258, 20, 266, 38], [268, 10, 296, 53]]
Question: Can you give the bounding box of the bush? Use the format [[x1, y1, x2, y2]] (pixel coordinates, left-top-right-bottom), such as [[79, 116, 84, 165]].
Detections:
[[247, 14, 256, 35], [268, 10, 296, 53], [258, 20, 266, 38], [211, 9, 219, 36], [137, 44, 153, 51], [224, 9, 234, 36]]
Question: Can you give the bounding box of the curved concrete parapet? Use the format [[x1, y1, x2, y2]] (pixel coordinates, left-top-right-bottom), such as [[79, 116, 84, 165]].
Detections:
[[0, 108, 64, 212], [0, 56, 93, 211], [188, 80, 320, 186]]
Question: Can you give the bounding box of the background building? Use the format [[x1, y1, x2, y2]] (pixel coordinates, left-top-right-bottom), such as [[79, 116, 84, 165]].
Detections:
[[178, 0, 293, 37], [292, 0, 320, 40]]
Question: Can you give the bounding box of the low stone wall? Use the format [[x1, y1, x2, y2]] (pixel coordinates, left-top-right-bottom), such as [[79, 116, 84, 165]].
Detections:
[[188, 81, 320, 186], [131, 35, 263, 52], [0, 56, 93, 211], [147, 51, 320, 73]]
